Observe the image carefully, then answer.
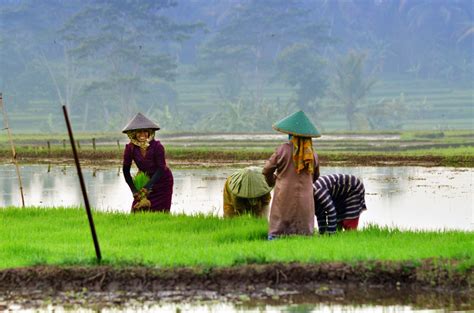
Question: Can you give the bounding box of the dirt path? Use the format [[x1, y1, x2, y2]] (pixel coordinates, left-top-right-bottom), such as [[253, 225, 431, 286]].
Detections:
[[1, 260, 472, 310]]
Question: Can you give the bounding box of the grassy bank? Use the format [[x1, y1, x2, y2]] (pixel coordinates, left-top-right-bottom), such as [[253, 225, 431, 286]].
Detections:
[[0, 145, 473, 167], [0, 130, 472, 167], [1, 208, 472, 270]]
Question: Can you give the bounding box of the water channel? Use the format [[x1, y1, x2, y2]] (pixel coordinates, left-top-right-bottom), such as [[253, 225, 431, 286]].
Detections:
[[0, 164, 472, 231]]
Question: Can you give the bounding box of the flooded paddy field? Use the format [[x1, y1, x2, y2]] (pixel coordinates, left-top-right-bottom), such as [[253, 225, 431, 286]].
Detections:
[[2, 286, 470, 312], [1, 131, 473, 167], [0, 165, 472, 231], [1, 162, 472, 312], [1, 261, 472, 312]]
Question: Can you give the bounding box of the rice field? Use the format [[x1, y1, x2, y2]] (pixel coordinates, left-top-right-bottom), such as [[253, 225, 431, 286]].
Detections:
[[0, 208, 472, 269], [5, 78, 473, 132]]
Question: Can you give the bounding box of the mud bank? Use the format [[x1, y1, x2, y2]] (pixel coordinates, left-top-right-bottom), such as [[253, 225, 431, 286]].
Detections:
[[1, 260, 472, 310], [1, 153, 472, 167]]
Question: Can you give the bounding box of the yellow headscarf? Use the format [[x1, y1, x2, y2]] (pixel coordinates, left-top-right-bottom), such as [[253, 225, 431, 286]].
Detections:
[[291, 136, 314, 174], [127, 129, 155, 150]]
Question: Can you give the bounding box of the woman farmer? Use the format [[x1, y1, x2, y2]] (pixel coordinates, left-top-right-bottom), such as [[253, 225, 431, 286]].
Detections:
[[263, 111, 321, 239], [313, 174, 367, 235], [223, 166, 272, 218], [122, 113, 174, 213]]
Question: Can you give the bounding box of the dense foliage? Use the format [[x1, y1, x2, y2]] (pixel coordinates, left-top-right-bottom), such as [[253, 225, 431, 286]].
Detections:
[[0, 0, 472, 132]]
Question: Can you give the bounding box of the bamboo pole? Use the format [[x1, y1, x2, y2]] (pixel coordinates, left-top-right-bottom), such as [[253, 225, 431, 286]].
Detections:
[[62, 104, 102, 263], [0, 93, 25, 207]]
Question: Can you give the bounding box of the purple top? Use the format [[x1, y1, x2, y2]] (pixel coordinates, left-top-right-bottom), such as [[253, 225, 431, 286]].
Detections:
[[123, 139, 173, 212]]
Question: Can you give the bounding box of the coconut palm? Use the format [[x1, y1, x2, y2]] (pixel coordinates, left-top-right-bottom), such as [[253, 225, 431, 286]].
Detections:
[[327, 52, 376, 130]]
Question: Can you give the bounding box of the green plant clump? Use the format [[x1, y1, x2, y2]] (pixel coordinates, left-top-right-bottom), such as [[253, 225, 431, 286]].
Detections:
[[133, 172, 150, 190]]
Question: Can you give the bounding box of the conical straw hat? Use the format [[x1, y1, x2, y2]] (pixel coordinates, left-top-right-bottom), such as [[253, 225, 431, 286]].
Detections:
[[228, 167, 272, 198], [272, 110, 321, 138], [122, 113, 160, 133]]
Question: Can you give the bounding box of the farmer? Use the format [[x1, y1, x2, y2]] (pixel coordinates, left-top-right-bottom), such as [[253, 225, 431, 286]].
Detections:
[[122, 112, 174, 213], [223, 166, 272, 218], [313, 174, 367, 235], [263, 110, 321, 239]]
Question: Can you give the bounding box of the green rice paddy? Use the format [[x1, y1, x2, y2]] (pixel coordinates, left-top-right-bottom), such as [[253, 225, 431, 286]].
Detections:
[[6, 78, 474, 132], [0, 208, 472, 270], [0, 130, 472, 167]]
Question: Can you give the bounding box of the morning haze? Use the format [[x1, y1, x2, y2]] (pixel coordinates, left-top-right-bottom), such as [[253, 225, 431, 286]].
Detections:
[[0, 0, 472, 133]]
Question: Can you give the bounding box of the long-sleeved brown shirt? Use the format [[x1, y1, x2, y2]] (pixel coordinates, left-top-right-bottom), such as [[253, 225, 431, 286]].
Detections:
[[263, 142, 319, 237]]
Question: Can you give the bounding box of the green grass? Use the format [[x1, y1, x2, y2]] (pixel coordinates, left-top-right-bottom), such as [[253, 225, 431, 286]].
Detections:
[[0, 208, 472, 270]]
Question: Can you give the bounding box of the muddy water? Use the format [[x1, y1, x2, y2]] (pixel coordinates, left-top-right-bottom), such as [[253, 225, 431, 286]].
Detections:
[[2, 282, 470, 312], [3, 302, 466, 312], [0, 165, 472, 231]]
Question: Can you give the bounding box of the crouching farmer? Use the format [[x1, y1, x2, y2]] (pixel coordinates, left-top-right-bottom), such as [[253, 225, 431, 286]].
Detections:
[[313, 174, 367, 235], [223, 167, 272, 218]]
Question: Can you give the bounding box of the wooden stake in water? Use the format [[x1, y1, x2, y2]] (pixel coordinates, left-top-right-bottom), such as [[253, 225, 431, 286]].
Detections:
[[62, 104, 102, 263], [0, 93, 25, 207]]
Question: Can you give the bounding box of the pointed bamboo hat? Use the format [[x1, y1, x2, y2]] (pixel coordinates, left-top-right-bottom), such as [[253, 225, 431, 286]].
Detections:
[[122, 113, 160, 133], [228, 167, 272, 198], [272, 110, 321, 138]]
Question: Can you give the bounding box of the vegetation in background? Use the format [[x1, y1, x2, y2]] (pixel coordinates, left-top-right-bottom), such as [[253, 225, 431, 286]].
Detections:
[[0, 1, 472, 132], [0, 208, 472, 269], [276, 43, 328, 117], [327, 52, 377, 130], [0, 130, 472, 167]]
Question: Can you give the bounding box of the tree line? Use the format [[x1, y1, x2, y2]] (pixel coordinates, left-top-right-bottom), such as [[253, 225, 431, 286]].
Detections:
[[0, 0, 472, 131]]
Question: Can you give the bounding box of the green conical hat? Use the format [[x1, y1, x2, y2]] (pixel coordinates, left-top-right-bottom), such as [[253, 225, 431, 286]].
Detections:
[[272, 110, 321, 138], [122, 113, 160, 133], [228, 167, 272, 198]]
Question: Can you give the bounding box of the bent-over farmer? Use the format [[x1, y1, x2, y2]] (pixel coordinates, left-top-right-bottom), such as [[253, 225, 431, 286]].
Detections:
[[313, 174, 367, 234], [223, 166, 272, 218]]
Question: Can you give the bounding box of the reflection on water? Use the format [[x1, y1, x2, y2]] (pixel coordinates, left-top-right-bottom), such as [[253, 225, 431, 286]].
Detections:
[[0, 165, 472, 231], [5, 302, 454, 313]]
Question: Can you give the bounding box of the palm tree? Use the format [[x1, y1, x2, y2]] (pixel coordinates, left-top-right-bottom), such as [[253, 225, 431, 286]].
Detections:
[[328, 52, 376, 130], [402, 0, 472, 77]]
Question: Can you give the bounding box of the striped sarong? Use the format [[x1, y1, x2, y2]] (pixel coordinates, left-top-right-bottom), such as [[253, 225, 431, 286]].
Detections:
[[313, 174, 367, 234]]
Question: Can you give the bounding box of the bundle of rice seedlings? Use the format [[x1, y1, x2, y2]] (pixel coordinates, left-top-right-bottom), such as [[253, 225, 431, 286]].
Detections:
[[133, 171, 150, 190]]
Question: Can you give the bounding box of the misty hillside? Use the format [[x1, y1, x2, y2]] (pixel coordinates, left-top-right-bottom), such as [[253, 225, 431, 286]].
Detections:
[[0, 0, 472, 133]]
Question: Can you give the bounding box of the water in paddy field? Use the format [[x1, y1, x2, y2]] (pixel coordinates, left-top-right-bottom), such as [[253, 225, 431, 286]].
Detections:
[[0, 165, 472, 231], [4, 302, 468, 312]]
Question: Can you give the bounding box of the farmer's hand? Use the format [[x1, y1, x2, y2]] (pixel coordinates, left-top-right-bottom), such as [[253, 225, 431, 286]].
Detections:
[[133, 192, 141, 201], [133, 197, 151, 210], [140, 188, 149, 196], [134, 188, 149, 200]]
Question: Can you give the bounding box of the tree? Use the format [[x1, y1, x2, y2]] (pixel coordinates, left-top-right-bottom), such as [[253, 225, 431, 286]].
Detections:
[[60, 0, 201, 128], [275, 43, 327, 115], [196, 0, 327, 104], [401, 0, 473, 79], [0, 0, 77, 114], [327, 52, 376, 130], [367, 93, 408, 130]]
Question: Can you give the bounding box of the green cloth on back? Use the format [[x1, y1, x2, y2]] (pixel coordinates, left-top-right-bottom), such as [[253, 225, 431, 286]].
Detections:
[[272, 110, 321, 138], [228, 167, 272, 198]]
